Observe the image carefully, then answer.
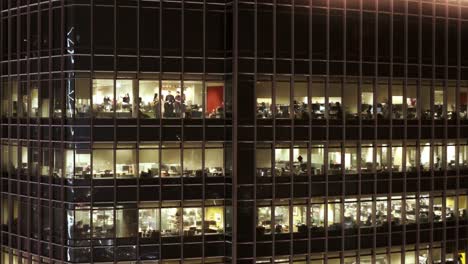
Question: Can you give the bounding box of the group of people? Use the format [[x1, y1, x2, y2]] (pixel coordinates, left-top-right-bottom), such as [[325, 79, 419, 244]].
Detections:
[[151, 90, 186, 118]]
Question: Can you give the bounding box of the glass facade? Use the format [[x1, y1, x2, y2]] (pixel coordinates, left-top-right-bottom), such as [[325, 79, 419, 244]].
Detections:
[[1, 0, 468, 263]]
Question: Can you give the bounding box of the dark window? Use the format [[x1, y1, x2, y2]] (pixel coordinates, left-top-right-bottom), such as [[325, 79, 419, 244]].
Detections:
[[140, 5, 160, 56], [94, 6, 115, 54], [277, 6, 291, 58], [362, 12, 375, 61], [67, 6, 91, 54], [294, 7, 309, 59], [206, 11, 225, 57], [312, 8, 326, 60], [258, 5, 273, 58], [184, 9, 203, 57], [162, 7, 181, 56], [378, 13, 390, 62], [329, 10, 343, 60], [448, 20, 457, 66], [117, 6, 137, 55]]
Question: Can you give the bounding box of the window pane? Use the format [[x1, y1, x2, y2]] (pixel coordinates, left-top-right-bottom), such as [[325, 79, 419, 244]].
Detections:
[[256, 81, 272, 119], [162, 81, 181, 118], [139, 80, 160, 118], [139, 147, 159, 178], [161, 208, 181, 236], [206, 82, 224, 118], [183, 81, 203, 119], [93, 79, 114, 118], [92, 208, 114, 238], [205, 207, 224, 234], [276, 81, 290, 118], [139, 208, 160, 238], [183, 207, 202, 236]]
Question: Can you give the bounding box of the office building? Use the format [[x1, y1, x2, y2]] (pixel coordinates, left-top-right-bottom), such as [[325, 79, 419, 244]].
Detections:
[[1, 0, 468, 263]]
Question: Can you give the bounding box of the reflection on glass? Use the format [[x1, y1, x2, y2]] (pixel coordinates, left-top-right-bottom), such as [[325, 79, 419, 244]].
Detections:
[[67, 208, 91, 240], [139, 147, 159, 178], [93, 148, 114, 178], [139, 208, 160, 238], [361, 81, 374, 119], [275, 145, 291, 177], [205, 82, 225, 118], [161, 145, 181, 177], [256, 144, 272, 177], [116, 148, 136, 178]]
